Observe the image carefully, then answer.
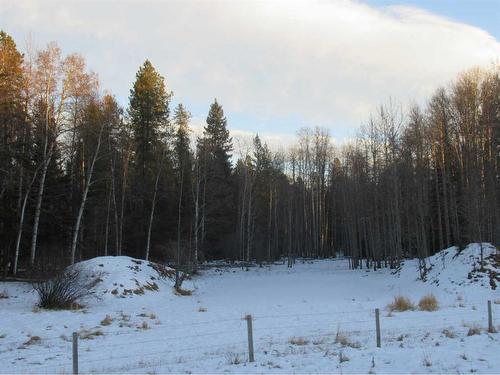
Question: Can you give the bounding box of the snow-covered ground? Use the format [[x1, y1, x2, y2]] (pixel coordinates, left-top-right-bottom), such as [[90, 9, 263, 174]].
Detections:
[[0, 243, 499, 373]]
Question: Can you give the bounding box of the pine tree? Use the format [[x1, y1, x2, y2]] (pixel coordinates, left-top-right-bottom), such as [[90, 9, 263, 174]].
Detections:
[[129, 60, 171, 179], [128, 60, 172, 257]]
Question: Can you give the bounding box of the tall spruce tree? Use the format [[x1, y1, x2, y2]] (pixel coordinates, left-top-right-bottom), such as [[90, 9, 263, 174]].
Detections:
[[198, 99, 235, 258], [173, 103, 193, 270]]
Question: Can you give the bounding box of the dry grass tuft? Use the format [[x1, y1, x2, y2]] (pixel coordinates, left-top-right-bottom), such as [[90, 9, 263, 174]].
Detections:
[[467, 325, 481, 336], [225, 352, 242, 365], [100, 315, 113, 326], [339, 351, 350, 363], [174, 287, 192, 296], [335, 327, 361, 348], [138, 321, 150, 330], [23, 336, 41, 346], [198, 307, 207, 312], [442, 328, 456, 338], [388, 295, 415, 312], [422, 354, 432, 367], [289, 336, 309, 346], [79, 329, 104, 340], [418, 294, 439, 311]]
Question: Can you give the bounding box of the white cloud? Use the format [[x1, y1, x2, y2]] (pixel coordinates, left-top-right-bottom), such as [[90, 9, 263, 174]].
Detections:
[[1, 0, 499, 142]]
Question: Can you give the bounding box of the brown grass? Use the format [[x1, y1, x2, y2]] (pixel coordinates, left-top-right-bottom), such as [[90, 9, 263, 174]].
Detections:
[[174, 287, 192, 296], [79, 329, 104, 340], [467, 325, 481, 336], [442, 328, 456, 339], [418, 294, 439, 311], [388, 295, 415, 312], [23, 336, 41, 346], [138, 321, 150, 330], [100, 315, 113, 326], [335, 327, 361, 348], [289, 336, 309, 345]]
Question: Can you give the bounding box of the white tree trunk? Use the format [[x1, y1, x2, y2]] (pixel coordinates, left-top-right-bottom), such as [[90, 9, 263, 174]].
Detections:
[[70, 124, 105, 265]]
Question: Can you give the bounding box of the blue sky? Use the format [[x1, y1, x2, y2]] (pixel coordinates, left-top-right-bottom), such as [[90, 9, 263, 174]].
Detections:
[[1, 0, 499, 148], [365, 0, 500, 39]]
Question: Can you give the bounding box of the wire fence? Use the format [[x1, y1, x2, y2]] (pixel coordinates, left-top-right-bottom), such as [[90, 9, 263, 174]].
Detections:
[[1, 301, 497, 374]]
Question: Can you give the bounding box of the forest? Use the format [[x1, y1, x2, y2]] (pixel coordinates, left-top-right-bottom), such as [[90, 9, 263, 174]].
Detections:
[[1, 30, 499, 277]]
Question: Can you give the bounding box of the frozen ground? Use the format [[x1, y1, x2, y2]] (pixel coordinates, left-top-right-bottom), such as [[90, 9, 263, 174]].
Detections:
[[0, 243, 499, 373]]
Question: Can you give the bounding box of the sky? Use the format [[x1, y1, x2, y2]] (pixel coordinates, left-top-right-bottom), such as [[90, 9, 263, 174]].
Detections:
[[1, 0, 499, 149]]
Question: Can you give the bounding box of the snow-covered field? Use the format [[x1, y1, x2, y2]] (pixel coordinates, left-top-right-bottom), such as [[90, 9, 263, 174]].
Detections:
[[0, 244, 499, 373]]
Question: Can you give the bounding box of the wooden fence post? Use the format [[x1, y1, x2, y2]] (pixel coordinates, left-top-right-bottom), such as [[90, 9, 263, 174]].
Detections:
[[375, 308, 381, 348], [246, 314, 255, 362], [488, 300, 495, 333], [72, 332, 78, 374]]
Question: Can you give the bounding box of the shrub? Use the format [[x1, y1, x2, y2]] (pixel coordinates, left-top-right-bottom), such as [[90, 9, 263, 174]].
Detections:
[[0, 291, 9, 299], [33, 268, 91, 310], [419, 294, 439, 311], [388, 295, 415, 312]]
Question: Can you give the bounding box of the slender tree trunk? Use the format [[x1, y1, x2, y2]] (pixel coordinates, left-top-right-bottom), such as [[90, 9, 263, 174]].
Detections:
[[145, 153, 165, 261], [70, 123, 105, 265]]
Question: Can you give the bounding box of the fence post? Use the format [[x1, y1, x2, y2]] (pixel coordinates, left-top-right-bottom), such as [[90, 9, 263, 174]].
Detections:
[[72, 332, 78, 374], [488, 300, 494, 333], [246, 314, 255, 362], [375, 308, 381, 348]]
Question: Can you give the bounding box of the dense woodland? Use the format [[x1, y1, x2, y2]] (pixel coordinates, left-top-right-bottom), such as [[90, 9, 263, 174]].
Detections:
[[1, 31, 499, 277]]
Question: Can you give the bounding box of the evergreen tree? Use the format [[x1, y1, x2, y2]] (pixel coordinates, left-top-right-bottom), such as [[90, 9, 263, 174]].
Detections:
[[128, 60, 171, 179], [198, 99, 235, 258], [173, 103, 193, 267], [0, 30, 25, 272], [128, 60, 172, 256]]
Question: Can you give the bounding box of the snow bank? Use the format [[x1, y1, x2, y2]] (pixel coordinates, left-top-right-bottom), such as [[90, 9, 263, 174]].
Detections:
[[73, 256, 190, 300], [398, 243, 499, 291]]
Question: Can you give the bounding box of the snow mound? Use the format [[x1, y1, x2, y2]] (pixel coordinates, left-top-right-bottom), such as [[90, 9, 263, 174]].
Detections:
[[400, 243, 499, 291], [72, 256, 185, 299]]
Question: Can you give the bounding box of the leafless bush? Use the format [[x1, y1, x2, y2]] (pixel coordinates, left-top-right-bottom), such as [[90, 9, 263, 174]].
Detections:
[[32, 268, 91, 309], [419, 294, 439, 311]]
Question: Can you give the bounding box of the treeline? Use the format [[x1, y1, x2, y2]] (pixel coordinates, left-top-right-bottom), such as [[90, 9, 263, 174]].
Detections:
[[0, 31, 499, 276]]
